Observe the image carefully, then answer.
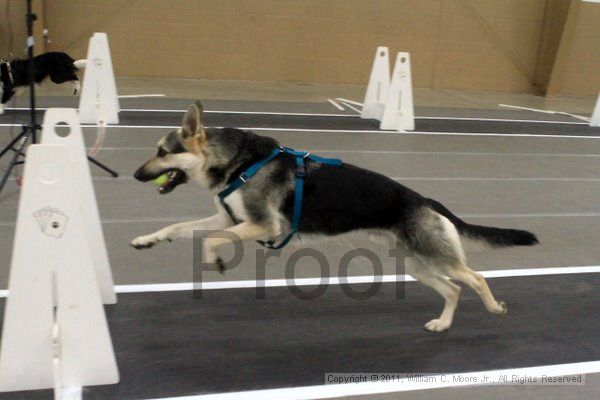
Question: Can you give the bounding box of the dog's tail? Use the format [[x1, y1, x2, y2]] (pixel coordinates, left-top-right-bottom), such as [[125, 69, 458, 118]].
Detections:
[[74, 59, 87, 69], [426, 198, 539, 249]]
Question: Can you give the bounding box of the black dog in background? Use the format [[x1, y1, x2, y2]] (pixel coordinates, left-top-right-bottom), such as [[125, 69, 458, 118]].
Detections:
[[0, 51, 86, 113]]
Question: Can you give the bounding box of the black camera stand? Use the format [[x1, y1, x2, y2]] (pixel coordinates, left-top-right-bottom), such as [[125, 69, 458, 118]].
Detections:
[[0, 0, 118, 198]]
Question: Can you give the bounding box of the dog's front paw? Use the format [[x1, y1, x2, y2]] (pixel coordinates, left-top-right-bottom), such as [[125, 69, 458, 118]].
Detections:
[[201, 242, 226, 273], [424, 319, 451, 333], [201, 257, 227, 274], [0, 104, 5, 115], [73, 81, 81, 95], [493, 300, 508, 315], [130, 233, 167, 249]]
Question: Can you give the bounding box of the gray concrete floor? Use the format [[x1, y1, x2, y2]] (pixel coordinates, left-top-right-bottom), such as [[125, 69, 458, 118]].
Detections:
[[0, 80, 599, 400]]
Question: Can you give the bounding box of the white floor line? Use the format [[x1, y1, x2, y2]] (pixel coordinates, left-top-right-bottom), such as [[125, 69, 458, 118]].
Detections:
[[118, 94, 166, 98], [1, 106, 590, 124], [0, 123, 179, 129], [86, 176, 600, 183], [112, 265, 600, 294], [26, 175, 596, 183], [334, 99, 362, 114], [419, 115, 588, 125], [5, 172, 600, 190], [0, 215, 193, 226], [335, 98, 363, 107], [390, 130, 600, 140], [316, 149, 600, 157], [73, 148, 600, 158], [338, 103, 362, 114], [1, 265, 595, 298], [146, 361, 600, 400], [460, 212, 600, 218], [87, 216, 193, 224], [2, 209, 600, 228], [2, 107, 355, 118], [393, 177, 600, 182], [326, 99, 345, 111], [3, 123, 597, 139], [94, 126, 600, 139], [499, 104, 591, 122]]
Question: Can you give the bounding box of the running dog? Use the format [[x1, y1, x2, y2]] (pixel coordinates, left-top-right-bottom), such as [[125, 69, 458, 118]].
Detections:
[[131, 100, 539, 332], [0, 52, 86, 114]]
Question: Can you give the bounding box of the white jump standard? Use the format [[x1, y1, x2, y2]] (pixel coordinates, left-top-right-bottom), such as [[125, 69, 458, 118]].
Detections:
[[0, 109, 119, 397], [78, 32, 120, 125], [361, 46, 390, 121], [360, 47, 415, 132], [591, 93, 600, 127]]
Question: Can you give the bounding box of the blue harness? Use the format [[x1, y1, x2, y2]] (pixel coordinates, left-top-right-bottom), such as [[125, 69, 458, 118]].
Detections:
[[218, 146, 342, 249]]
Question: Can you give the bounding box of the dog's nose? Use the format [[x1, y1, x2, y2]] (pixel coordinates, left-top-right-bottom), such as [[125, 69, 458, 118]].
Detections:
[[133, 167, 148, 182]]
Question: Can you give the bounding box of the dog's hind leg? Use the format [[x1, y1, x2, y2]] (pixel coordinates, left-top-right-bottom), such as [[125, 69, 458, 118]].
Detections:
[[445, 264, 507, 315], [413, 210, 507, 317], [407, 257, 461, 332]]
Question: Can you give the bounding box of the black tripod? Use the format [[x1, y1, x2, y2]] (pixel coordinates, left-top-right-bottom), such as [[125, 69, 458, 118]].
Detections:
[[0, 0, 118, 198]]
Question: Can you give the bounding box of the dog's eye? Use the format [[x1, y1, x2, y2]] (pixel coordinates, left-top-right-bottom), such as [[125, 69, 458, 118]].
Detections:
[[157, 147, 167, 157]]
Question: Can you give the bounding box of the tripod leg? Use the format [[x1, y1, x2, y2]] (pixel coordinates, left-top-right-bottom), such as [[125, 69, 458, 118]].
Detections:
[[0, 135, 29, 196], [87, 156, 119, 177], [0, 133, 25, 158]]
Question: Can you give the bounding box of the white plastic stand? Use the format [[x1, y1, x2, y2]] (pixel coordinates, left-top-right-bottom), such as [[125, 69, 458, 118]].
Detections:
[[78, 32, 120, 124], [380, 52, 415, 131], [590, 93, 600, 127], [41, 108, 117, 304], [0, 143, 119, 393], [361, 46, 390, 120]]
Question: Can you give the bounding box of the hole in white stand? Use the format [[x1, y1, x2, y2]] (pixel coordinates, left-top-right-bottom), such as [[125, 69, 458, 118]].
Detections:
[[55, 122, 72, 138]]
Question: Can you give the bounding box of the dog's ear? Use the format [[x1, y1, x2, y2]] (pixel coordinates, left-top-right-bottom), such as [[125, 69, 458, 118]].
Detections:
[[193, 100, 204, 118], [182, 100, 205, 138]]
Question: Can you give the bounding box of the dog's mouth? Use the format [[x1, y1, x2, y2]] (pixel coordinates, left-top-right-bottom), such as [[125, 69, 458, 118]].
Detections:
[[157, 169, 188, 194]]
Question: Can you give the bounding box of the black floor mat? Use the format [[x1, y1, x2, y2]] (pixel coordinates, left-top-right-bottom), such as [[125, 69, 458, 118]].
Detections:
[[1, 273, 598, 400]]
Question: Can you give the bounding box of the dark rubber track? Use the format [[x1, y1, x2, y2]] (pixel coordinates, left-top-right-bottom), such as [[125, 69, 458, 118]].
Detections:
[[1, 110, 598, 136], [1, 273, 598, 400]]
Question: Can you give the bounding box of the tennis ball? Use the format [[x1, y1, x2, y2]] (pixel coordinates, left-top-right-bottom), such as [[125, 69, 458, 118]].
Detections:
[[153, 173, 169, 186]]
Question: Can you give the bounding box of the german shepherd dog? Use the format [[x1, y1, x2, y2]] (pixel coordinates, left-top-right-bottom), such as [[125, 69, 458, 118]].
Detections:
[[0, 52, 86, 114], [132, 100, 538, 332]]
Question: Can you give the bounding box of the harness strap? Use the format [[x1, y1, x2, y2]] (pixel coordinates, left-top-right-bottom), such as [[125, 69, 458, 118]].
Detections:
[[218, 147, 283, 201], [257, 156, 305, 249], [218, 146, 341, 249]]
